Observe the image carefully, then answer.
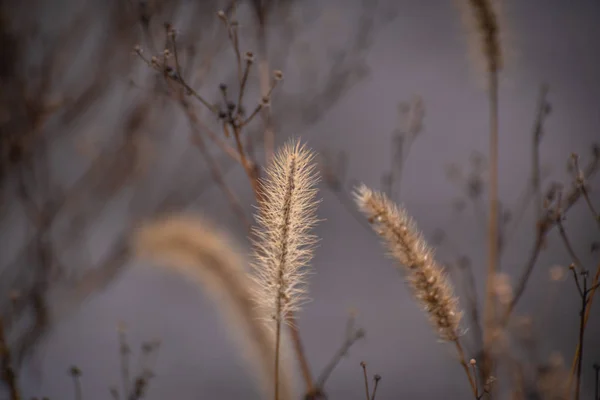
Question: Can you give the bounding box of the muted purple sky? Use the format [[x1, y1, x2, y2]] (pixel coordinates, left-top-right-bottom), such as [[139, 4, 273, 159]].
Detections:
[[6, 0, 600, 399]]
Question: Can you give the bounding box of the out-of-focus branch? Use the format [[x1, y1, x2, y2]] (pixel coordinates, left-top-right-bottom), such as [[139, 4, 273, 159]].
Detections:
[[503, 146, 600, 323], [178, 96, 251, 232], [531, 85, 550, 222], [0, 318, 21, 400]]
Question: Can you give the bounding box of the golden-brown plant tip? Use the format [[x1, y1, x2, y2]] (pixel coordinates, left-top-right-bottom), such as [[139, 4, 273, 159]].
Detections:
[[354, 184, 463, 342], [250, 139, 321, 327]]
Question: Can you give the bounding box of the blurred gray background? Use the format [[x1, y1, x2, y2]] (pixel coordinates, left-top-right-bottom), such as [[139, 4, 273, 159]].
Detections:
[[2, 0, 599, 399]]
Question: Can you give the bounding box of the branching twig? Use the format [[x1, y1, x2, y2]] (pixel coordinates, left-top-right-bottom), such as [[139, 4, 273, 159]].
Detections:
[[557, 216, 585, 271], [504, 149, 600, 322], [566, 262, 600, 398], [315, 320, 365, 389], [454, 339, 479, 398], [572, 153, 600, 229], [574, 270, 589, 400]]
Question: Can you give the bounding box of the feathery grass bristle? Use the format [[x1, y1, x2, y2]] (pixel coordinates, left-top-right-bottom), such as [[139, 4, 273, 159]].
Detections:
[[250, 139, 321, 326], [354, 184, 462, 341]]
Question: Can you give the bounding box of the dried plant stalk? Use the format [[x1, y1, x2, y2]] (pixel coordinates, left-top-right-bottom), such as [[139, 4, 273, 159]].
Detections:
[[354, 185, 477, 397], [456, 0, 504, 85], [250, 139, 320, 400], [134, 215, 294, 400], [456, 0, 504, 386], [354, 185, 462, 340]]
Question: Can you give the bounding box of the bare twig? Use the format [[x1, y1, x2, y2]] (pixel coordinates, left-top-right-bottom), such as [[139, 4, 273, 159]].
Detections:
[[0, 318, 20, 400], [574, 271, 589, 400], [454, 339, 479, 398], [566, 262, 600, 398], [315, 321, 365, 389], [593, 363, 599, 400], [531, 85, 550, 222], [179, 98, 251, 231], [69, 366, 83, 400], [554, 188, 586, 271], [370, 374, 381, 400], [118, 324, 131, 398], [360, 362, 370, 400], [456, 256, 484, 366], [286, 312, 315, 395], [572, 153, 600, 229], [504, 149, 600, 322]]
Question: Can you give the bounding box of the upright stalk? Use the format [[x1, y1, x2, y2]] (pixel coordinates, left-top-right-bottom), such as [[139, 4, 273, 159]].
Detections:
[[482, 66, 499, 384], [593, 364, 599, 400], [0, 318, 20, 400], [274, 315, 281, 400], [575, 274, 588, 400]]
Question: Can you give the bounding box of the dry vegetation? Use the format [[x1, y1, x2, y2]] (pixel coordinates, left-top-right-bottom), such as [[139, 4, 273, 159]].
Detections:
[[1, 0, 599, 399]]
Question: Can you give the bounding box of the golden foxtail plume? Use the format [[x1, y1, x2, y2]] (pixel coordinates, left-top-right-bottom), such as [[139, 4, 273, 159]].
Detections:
[[354, 185, 478, 396], [353, 184, 462, 341], [250, 139, 320, 400], [133, 215, 295, 400], [250, 139, 320, 325]]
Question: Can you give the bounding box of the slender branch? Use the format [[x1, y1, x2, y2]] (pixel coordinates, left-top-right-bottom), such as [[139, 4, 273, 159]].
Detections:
[[73, 374, 83, 400], [482, 58, 500, 384], [255, 10, 275, 165], [370, 375, 381, 400], [188, 124, 251, 232], [557, 216, 585, 271], [69, 367, 83, 400], [587, 282, 600, 295], [454, 339, 478, 398], [179, 98, 251, 231], [0, 318, 20, 400], [136, 48, 217, 115], [360, 362, 370, 400], [189, 116, 242, 164], [471, 360, 479, 398], [531, 84, 549, 222], [503, 151, 600, 322], [566, 262, 600, 397], [572, 153, 600, 229], [118, 326, 130, 398], [232, 125, 261, 196], [581, 185, 600, 228], [571, 266, 584, 298], [316, 324, 365, 389], [593, 364, 599, 400], [457, 258, 484, 370], [574, 272, 588, 400], [219, 3, 243, 85], [237, 56, 253, 114], [241, 103, 263, 127], [287, 312, 314, 394]]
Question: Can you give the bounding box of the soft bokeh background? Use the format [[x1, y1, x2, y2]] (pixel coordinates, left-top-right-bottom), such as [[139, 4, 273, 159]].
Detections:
[[2, 0, 599, 399]]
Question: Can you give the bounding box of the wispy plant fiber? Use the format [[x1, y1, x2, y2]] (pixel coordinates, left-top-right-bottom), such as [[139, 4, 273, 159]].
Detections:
[[133, 215, 294, 400], [250, 139, 321, 326]]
